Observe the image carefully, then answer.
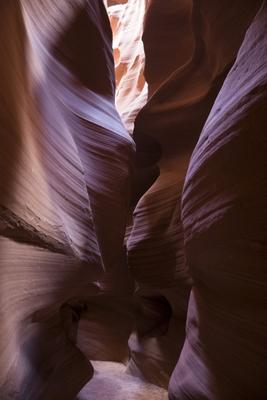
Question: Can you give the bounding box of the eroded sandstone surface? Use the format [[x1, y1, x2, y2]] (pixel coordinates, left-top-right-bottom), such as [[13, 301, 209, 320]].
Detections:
[[0, 1, 266, 399]]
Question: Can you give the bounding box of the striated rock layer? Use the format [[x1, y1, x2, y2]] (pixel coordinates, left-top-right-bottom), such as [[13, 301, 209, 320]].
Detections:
[[127, 0, 264, 388], [0, 0, 266, 399], [170, 2, 267, 399], [0, 1, 134, 399]]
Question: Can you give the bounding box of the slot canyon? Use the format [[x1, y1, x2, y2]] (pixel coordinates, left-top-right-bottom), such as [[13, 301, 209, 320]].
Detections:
[[0, 0, 266, 399]]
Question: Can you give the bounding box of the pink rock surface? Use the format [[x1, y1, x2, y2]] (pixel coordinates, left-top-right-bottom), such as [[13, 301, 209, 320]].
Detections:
[[127, 0, 262, 388], [0, 1, 134, 398], [170, 3, 267, 398], [106, 0, 148, 133], [0, 0, 266, 399]]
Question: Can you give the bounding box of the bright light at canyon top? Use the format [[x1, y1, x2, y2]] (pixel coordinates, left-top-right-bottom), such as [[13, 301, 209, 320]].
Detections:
[[105, 0, 148, 133]]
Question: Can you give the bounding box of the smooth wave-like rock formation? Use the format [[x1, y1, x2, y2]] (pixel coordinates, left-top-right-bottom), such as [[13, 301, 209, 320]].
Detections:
[[0, 1, 134, 399], [127, 0, 263, 388], [170, 2, 267, 398], [0, 0, 266, 399]]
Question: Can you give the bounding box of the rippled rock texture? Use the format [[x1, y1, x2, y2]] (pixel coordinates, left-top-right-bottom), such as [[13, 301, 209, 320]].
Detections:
[[169, 3, 267, 399], [0, 0, 266, 399], [0, 1, 134, 399]]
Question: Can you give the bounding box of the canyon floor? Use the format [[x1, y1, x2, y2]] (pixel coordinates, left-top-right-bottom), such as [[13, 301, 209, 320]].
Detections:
[[77, 361, 168, 400]]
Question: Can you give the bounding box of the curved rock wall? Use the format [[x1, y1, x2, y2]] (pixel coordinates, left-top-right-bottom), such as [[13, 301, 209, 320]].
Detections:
[[0, 1, 134, 399], [0, 0, 266, 399], [170, 2, 267, 398], [127, 0, 263, 388]]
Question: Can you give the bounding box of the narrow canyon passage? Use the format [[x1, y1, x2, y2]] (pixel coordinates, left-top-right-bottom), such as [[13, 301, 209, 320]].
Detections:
[[0, 1, 266, 400]]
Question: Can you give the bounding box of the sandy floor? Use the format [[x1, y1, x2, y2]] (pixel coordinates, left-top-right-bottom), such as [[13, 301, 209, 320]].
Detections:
[[77, 361, 168, 400]]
